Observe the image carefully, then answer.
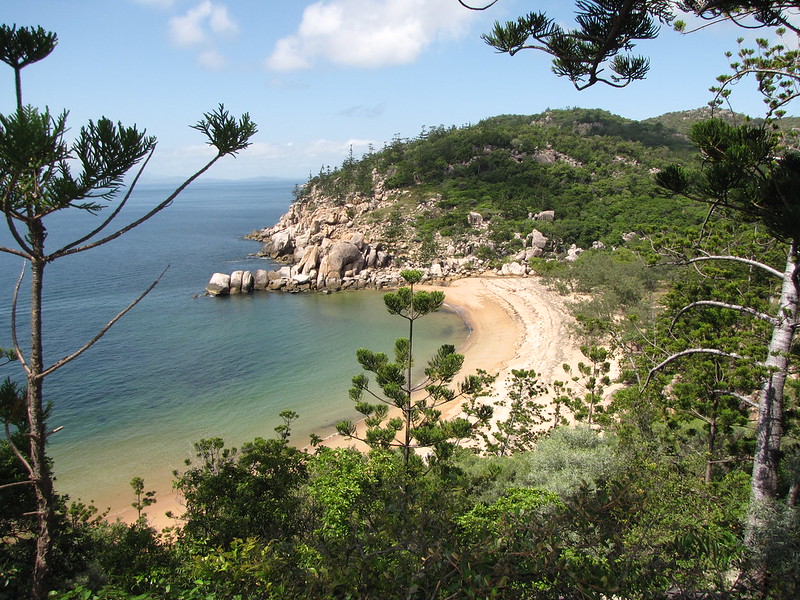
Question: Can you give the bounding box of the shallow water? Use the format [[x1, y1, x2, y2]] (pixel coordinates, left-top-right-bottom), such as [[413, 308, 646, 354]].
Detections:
[[0, 180, 468, 509]]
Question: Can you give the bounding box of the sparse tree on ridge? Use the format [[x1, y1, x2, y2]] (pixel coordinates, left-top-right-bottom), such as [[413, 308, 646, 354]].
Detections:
[[0, 24, 256, 600]]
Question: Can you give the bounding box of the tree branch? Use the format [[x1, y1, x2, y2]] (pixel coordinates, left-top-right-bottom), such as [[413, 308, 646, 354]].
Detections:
[[670, 300, 779, 331], [48, 154, 221, 261], [577, 0, 642, 89], [713, 389, 757, 408], [457, 0, 500, 9], [37, 267, 168, 379], [644, 348, 746, 388], [0, 479, 35, 491], [10, 261, 30, 374], [0, 245, 29, 259], [686, 255, 784, 279], [51, 145, 156, 256], [4, 421, 33, 477], [3, 207, 33, 256]]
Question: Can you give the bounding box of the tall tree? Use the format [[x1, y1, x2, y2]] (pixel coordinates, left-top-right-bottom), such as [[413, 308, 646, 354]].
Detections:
[[654, 119, 799, 584], [461, 0, 800, 591], [336, 269, 492, 467], [0, 24, 256, 600]]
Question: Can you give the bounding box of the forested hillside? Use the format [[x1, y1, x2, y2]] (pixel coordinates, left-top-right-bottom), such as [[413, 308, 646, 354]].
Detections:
[[299, 107, 707, 253]]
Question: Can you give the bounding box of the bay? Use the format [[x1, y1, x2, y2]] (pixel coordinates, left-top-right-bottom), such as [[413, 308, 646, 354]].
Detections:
[[0, 180, 468, 511]]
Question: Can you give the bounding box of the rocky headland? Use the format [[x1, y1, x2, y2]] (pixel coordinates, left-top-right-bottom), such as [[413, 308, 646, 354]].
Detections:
[[205, 175, 594, 296]]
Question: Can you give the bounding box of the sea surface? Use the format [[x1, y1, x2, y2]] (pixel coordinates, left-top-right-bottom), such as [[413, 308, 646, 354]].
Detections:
[[0, 179, 468, 511]]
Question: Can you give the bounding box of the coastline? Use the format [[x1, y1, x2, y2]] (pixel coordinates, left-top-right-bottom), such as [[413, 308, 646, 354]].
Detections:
[[123, 275, 584, 530]]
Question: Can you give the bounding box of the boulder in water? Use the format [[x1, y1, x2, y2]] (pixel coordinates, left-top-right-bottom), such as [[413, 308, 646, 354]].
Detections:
[[206, 273, 231, 296]]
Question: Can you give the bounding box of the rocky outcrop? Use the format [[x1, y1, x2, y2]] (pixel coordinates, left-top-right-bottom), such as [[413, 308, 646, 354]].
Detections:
[[468, 211, 485, 229], [206, 272, 231, 296], [531, 210, 555, 221], [212, 175, 595, 295]]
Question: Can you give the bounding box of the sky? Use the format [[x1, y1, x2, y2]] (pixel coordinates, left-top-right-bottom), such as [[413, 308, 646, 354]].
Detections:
[[0, 0, 791, 181]]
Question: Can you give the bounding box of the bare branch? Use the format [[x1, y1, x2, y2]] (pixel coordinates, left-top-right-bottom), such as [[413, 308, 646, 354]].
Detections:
[[3, 207, 33, 256], [10, 261, 30, 374], [4, 421, 33, 477], [51, 145, 157, 256], [670, 300, 779, 331], [457, 0, 501, 9], [686, 255, 784, 279], [644, 348, 746, 388], [0, 479, 35, 491], [713, 389, 758, 408], [0, 245, 29, 259], [37, 267, 169, 379]]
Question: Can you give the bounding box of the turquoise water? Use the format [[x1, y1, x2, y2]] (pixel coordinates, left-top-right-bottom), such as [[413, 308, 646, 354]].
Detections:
[[0, 180, 468, 510]]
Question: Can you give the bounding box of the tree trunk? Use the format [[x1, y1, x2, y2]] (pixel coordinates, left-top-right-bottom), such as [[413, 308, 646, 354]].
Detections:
[[27, 250, 53, 600], [745, 243, 799, 587], [705, 415, 717, 485]]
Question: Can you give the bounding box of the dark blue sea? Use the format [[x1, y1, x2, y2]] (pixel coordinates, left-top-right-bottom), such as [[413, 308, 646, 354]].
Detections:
[[0, 179, 467, 512]]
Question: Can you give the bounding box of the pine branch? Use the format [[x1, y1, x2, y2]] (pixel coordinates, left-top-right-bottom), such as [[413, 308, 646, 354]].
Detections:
[[51, 146, 156, 256], [48, 156, 219, 260]]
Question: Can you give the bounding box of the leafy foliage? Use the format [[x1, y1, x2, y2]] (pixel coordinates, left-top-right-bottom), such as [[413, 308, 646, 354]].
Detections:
[[172, 433, 308, 550]]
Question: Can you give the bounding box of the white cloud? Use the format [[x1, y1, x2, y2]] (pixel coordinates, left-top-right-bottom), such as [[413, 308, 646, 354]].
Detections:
[[266, 0, 475, 71], [169, 1, 238, 48]]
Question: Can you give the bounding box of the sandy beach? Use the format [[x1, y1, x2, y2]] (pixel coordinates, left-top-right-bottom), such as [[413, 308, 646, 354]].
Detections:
[[131, 275, 585, 529]]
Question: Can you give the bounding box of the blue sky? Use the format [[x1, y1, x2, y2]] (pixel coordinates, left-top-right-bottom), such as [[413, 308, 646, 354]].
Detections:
[[0, 0, 786, 181]]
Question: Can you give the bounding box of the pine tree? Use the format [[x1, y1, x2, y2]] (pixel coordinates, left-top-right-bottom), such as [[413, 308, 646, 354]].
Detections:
[[0, 25, 256, 599], [336, 270, 493, 467]]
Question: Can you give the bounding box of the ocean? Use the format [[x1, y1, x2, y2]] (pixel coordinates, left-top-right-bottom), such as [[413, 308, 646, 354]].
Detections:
[[0, 179, 468, 511]]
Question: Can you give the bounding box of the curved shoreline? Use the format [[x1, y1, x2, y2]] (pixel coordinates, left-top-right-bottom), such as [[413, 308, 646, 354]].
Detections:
[[119, 275, 583, 529]]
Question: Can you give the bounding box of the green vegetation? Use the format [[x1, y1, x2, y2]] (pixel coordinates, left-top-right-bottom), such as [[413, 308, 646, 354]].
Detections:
[[4, 3, 800, 597], [336, 270, 493, 467], [4, 237, 795, 598], [298, 107, 709, 255], [0, 25, 255, 600]]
